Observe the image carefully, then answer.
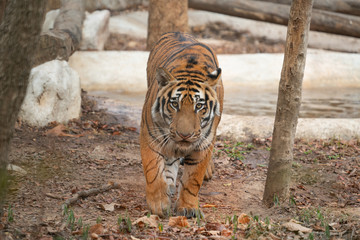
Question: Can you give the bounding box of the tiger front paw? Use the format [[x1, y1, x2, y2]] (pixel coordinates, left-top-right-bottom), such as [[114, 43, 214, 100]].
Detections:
[[176, 206, 204, 219], [175, 198, 204, 218], [146, 187, 171, 218]]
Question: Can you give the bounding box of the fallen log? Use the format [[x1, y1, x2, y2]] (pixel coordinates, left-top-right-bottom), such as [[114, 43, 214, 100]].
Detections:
[[188, 0, 360, 38], [256, 0, 360, 17], [33, 0, 85, 67]]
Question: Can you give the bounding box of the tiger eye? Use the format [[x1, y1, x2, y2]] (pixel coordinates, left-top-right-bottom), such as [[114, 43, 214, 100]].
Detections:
[[196, 103, 202, 109], [172, 102, 178, 108]]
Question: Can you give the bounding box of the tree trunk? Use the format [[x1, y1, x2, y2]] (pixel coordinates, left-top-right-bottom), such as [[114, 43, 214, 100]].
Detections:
[[262, 0, 313, 207], [188, 0, 360, 38], [147, 0, 188, 50], [0, 1, 46, 212], [255, 0, 360, 17]]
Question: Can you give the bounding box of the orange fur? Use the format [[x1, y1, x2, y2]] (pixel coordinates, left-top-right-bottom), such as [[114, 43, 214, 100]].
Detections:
[[140, 32, 224, 218]]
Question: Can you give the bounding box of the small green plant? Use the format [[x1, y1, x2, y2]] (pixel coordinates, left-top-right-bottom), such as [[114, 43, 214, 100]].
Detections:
[[327, 154, 339, 160], [7, 205, 14, 222], [81, 224, 90, 240], [126, 216, 132, 232], [158, 223, 163, 232], [273, 194, 280, 206], [266, 147, 271, 151], [96, 216, 102, 224], [77, 217, 83, 228], [118, 212, 132, 233], [195, 207, 203, 227], [289, 196, 296, 206], [308, 232, 314, 240], [325, 224, 330, 239], [67, 209, 76, 231], [246, 143, 255, 150], [304, 149, 313, 155], [232, 214, 238, 234], [264, 217, 270, 226]]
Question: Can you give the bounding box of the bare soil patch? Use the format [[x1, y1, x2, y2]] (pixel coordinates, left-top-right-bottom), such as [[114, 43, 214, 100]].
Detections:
[[1, 92, 359, 239]]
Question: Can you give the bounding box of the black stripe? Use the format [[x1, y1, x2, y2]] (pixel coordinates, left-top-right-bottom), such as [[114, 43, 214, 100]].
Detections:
[[165, 158, 179, 166]]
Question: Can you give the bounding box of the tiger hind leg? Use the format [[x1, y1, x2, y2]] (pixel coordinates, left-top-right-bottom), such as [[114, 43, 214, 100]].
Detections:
[[204, 159, 215, 181]]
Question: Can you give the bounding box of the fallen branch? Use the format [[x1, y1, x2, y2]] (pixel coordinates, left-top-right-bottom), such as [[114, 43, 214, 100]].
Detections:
[[189, 0, 360, 38], [61, 182, 122, 212], [255, 0, 360, 17]]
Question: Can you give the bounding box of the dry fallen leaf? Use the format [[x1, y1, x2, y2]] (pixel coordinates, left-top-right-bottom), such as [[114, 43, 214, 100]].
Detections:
[[282, 219, 312, 233], [205, 222, 225, 231], [238, 213, 250, 224], [133, 215, 160, 228], [99, 203, 116, 212], [89, 223, 104, 235], [168, 216, 189, 228], [202, 203, 218, 208], [45, 124, 83, 137], [221, 229, 232, 237]]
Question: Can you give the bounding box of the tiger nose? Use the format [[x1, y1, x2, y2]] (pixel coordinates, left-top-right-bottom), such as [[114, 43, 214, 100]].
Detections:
[[177, 131, 192, 140]]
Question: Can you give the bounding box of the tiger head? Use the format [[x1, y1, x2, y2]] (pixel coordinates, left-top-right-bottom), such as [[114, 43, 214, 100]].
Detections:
[[151, 67, 222, 153]]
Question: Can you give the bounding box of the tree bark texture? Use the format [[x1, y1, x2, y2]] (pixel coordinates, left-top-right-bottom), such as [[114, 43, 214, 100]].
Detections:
[[0, 1, 46, 210], [257, 0, 360, 16], [262, 0, 313, 207], [33, 0, 85, 67], [147, 0, 188, 50], [188, 0, 360, 38]]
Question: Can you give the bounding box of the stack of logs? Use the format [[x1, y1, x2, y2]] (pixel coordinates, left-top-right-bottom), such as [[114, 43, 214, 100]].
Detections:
[[33, 0, 85, 67], [189, 0, 360, 38]]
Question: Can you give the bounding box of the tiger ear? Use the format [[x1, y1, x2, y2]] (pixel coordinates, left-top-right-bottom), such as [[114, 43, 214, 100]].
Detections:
[[155, 67, 176, 87], [207, 68, 222, 88]]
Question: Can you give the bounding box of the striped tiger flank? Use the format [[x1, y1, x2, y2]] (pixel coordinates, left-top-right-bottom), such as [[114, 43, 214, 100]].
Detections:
[[140, 32, 224, 218]]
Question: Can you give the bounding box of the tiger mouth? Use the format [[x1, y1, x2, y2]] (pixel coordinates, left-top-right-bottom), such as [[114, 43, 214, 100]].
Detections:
[[176, 140, 193, 146]]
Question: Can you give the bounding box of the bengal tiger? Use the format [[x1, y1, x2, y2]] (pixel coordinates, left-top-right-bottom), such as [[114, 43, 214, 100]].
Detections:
[[140, 32, 223, 218]]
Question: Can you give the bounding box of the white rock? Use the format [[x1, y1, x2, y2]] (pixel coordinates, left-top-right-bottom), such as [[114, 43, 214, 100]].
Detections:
[[68, 51, 148, 92], [19, 60, 81, 127], [217, 114, 360, 141], [42, 9, 60, 32], [109, 11, 148, 38], [80, 10, 110, 51]]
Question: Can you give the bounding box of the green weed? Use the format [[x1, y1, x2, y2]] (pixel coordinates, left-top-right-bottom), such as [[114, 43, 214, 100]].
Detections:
[[7, 205, 14, 222]]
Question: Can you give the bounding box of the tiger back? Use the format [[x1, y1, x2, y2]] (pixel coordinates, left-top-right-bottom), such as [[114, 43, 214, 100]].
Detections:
[[140, 32, 224, 218]]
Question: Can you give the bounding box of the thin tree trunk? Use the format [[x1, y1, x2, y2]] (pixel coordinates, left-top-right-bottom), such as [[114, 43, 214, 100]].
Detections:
[[147, 0, 188, 50], [262, 0, 314, 207], [0, 1, 46, 212]]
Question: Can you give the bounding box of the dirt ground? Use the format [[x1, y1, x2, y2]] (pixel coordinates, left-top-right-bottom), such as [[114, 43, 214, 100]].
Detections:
[[1, 8, 359, 240], [1, 91, 359, 240]]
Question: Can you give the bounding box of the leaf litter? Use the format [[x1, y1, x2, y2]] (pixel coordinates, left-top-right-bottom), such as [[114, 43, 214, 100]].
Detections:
[[1, 92, 359, 239]]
